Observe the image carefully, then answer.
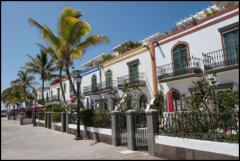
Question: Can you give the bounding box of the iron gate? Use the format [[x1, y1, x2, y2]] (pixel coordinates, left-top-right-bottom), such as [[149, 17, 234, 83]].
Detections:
[[119, 112, 127, 146], [135, 111, 148, 151]]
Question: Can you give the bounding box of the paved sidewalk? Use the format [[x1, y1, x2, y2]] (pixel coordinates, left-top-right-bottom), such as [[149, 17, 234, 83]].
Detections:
[[1, 118, 164, 160]]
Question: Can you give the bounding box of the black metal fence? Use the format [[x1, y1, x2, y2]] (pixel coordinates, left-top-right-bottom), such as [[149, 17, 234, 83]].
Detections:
[[93, 113, 111, 128], [158, 112, 239, 143], [157, 57, 202, 80], [202, 46, 239, 70], [37, 112, 45, 121], [68, 113, 78, 124], [52, 112, 61, 123], [83, 81, 118, 95], [117, 72, 146, 87]]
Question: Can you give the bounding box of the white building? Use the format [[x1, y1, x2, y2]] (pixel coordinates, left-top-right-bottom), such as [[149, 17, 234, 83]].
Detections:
[[36, 3, 239, 112]]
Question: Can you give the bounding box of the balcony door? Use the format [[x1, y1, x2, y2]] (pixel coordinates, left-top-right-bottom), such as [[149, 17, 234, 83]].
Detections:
[[173, 44, 189, 76], [129, 64, 138, 83], [106, 70, 112, 89], [91, 75, 97, 91], [223, 29, 239, 66], [57, 88, 60, 100]]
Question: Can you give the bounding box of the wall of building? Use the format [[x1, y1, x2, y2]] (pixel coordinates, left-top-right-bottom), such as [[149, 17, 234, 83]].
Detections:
[[154, 6, 239, 97]]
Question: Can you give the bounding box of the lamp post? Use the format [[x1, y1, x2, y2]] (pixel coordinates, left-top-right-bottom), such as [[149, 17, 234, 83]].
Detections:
[[74, 70, 83, 140], [33, 92, 37, 127]]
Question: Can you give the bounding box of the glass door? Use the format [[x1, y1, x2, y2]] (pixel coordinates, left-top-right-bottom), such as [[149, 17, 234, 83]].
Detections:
[[129, 64, 138, 84]]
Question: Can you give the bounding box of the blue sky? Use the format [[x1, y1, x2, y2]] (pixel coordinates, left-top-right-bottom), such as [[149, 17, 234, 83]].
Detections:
[[1, 1, 212, 110]]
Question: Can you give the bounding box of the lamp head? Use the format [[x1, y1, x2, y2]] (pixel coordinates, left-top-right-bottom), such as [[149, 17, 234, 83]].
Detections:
[[73, 69, 82, 83]]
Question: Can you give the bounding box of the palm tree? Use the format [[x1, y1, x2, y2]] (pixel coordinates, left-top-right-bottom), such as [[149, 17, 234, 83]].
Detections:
[[28, 6, 109, 109], [24, 49, 57, 107], [37, 43, 67, 106], [14, 70, 39, 108]]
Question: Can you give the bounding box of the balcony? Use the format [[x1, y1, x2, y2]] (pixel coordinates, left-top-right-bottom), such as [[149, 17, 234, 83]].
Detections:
[[83, 81, 117, 95], [45, 95, 61, 104], [202, 46, 239, 73], [157, 58, 203, 83], [117, 72, 146, 88]]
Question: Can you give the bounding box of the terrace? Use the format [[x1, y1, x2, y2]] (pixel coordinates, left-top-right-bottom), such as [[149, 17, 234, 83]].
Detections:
[[83, 81, 118, 95], [157, 57, 203, 83], [202, 46, 239, 73], [117, 72, 146, 88]]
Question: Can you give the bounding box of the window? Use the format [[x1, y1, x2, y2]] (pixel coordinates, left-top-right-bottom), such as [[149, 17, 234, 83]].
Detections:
[[222, 29, 239, 65], [129, 64, 138, 83], [91, 75, 97, 91], [46, 92, 49, 101], [139, 94, 148, 109], [173, 44, 189, 76], [106, 70, 112, 89]]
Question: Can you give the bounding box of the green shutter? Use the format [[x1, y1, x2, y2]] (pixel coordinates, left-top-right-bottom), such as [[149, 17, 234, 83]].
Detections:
[[91, 75, 97, 91]]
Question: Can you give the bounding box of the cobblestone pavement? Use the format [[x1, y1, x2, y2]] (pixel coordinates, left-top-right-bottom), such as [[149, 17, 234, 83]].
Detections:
[[1, 118, 164, 160]]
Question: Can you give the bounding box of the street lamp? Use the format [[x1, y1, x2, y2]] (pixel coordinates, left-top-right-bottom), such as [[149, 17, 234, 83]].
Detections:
[[74, 70, 83, 140]]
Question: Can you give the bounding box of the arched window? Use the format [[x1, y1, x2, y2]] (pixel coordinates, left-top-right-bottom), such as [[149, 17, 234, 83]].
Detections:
[[91, 75, 97, 91], [139, 94, 148, 109], [106, 70, 112, 89], [172, 43, 189, 76], [166, 89, 182, 112]]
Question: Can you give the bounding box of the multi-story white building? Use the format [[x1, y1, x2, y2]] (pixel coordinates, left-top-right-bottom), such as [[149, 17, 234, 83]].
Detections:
[[36, 2, 239, 112]]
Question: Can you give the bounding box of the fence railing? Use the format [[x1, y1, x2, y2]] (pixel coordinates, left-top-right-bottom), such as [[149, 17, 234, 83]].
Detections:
[[158, 112, 239, 143], [117, 72, 146, 87], [37, 112, 45, 121], [68, 113, 78, 124], [52, 112, 61, 123], [83, 81, 118, 95], [156, 57, 203, 80], [202, 46, 239, 70], [93, 113, 111, 129]]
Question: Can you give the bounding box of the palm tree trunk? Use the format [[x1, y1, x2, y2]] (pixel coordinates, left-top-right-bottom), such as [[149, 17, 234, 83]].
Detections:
[[59, 67, 66, 106], [65, 63, 85, 109], [41, 78, 45, 107], [23, 88, 27, 108]]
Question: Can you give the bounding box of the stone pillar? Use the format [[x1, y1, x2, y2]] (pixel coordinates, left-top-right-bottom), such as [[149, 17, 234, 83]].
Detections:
[[44, 113, 48, 128], [61, 112, 66, 132], [111, 111, 121, 146], [126, 109, 137, 150], [20, 115, 23, 125], [32, 112, 36, 124], [145, 109, 159, 156], [48, 112, 53, 129]]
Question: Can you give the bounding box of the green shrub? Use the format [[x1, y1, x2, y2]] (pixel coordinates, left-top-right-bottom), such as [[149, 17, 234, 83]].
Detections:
[[45, 104, 65, 112]]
